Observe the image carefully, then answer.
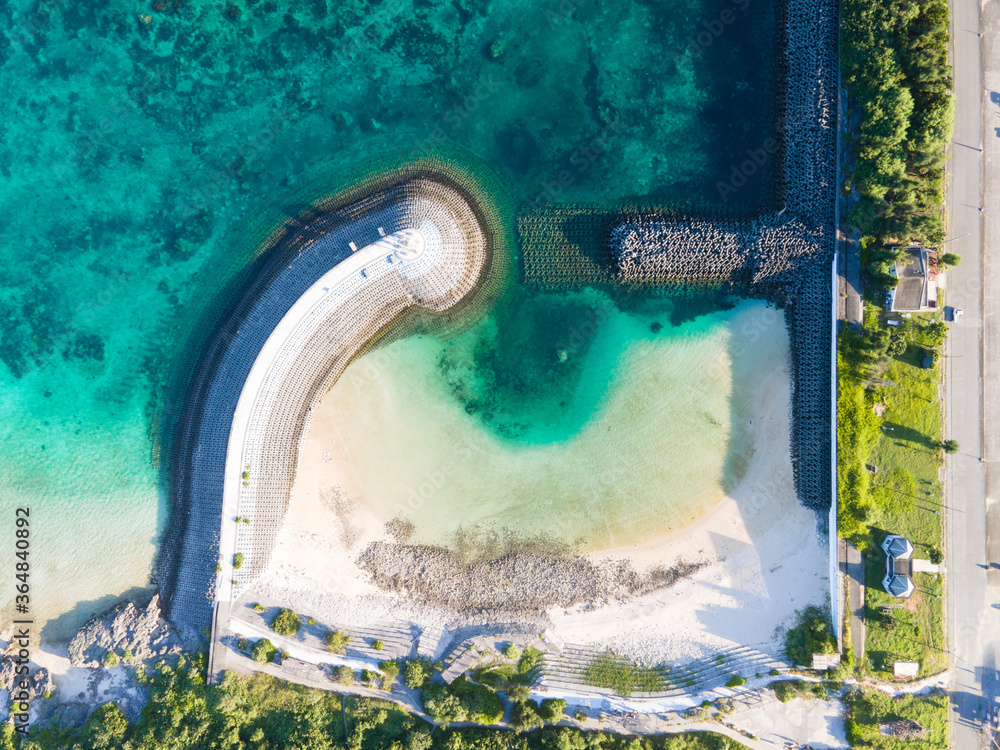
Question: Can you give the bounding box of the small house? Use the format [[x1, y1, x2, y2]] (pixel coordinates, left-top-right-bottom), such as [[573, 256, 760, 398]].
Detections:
[[882, 534, 915, 599]]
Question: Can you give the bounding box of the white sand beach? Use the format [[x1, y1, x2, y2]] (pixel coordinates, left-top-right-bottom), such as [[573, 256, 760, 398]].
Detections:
[[240, 322, 829, 666]]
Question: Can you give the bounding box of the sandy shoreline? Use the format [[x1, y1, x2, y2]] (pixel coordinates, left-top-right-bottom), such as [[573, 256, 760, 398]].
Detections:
[[239, 338, 828, 666]]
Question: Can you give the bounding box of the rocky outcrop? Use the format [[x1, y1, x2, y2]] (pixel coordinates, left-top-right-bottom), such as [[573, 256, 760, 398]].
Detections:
[[68, 595, 181, 668], [358, 542, 706, 615]]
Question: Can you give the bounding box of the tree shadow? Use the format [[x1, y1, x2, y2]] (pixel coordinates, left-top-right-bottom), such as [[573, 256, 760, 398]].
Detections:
[[40, 586, 155, 644], [884, 421, 936, 448]]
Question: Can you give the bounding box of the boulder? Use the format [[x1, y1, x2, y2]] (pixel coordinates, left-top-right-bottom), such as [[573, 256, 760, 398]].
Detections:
[[68, 595, 181, 668]]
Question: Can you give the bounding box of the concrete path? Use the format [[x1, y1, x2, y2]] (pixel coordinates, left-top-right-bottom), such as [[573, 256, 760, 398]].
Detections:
[[946, 0, 1000, 748], [836, 81, 863, 332], [844, 542, 866, 660]]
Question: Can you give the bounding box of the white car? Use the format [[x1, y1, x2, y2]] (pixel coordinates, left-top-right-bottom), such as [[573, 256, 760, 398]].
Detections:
[[954, 307, 964, 322]]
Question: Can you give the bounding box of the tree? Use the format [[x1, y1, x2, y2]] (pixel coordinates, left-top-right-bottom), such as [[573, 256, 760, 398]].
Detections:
[[233, 553, 243, 569], [379, 660, 400, 690], [939, 252, 961, 267], [251, 638, 276, 663], [270, 608, 300, 637], [336, 665, 354, 685], [502, 644, 522, 660], [325, 629, 350, 654], [404, 660, 428, 689], [929, 547, 943, 564], [407, 729, 433, 750], [943, 439, 960, 453], [511, 700, 545, 732], [539, 698, 567, 722], [80, 702, 129, 750], [508, 685, 532, 702]]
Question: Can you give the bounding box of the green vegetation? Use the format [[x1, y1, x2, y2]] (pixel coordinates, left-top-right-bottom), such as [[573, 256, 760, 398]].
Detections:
[[103, 651, 119, 668], [335, 665, 355, 686], [938, 252, 961, 268], [308, 617, 316, 626], [18, 658, 754, 750], [501, 644, 521, 660], [233, 553, 243, 570], [510, 700, 545, 733], [378, 660, 400, 691], [325, 629, 350, 654], [784, 607, 838, 667], [270, 608, 301, 637], [421, 675, 505, 726], [251, 638, 277, 664], [844, 688, 948, 749], [839, 312, 947, 677], [725, 675, 746, 689], [582, 650, 666, 697], [771, 680, 832, 703], [372, 639, 384, 651], [473, 646, 543, 694], [942, 439, 959, 454], [252, 602, 265, 612], [841, 0, 953, 249], [538, 698, 567, 723], [838, 313, 945, 554], [402, 659, 441, 691]]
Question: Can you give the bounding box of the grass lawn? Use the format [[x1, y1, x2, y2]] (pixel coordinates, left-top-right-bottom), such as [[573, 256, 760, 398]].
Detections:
[[858, 311, 946, 677], [846, 688, 949, 749]]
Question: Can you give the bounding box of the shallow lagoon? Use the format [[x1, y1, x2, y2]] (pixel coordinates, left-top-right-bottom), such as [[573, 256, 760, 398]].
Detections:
[[324, 293, 788, 553]]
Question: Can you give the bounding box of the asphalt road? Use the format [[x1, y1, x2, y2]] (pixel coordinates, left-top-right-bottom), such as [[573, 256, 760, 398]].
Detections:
[[946, 0, 1000, 747]]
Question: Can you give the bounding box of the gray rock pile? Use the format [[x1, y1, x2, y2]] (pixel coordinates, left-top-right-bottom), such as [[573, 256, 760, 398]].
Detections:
[[68, 595, 182, 668], [0, 644, 53, 699], [358, 541, 705, 615]]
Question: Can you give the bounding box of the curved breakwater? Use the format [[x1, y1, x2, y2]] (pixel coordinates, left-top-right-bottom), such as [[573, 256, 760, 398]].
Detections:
[[159, 175, 494, 631]]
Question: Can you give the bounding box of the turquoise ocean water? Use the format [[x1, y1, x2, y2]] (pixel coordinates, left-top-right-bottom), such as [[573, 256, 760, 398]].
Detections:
[[0, 0, 777, 640]]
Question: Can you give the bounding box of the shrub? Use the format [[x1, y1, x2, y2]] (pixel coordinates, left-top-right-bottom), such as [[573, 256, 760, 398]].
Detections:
[[324, 630, 350, 654], [772, 681, 798, 703], [929, 547, 943, 564], [307, 617, 316, 626], [939, 252, 961, 268], [336, 665, 354, 686], [233, 553, 243, 569], [361, 669, 374, 684], [404, 660, 428, 690], [518, 646, 543, 674], [252, 602, 265, 612], [510, 700, 545, 732], [726, 674, 747, 688], [502, 644, 521, 660], [236, 638, 248, 652], [372, 639, 384, 651], [378, 660, 400, 690], [214, 564, 221, 573], [270, 608, 300, 637], [582, 650, 665, 697], [104, 652, 119, 668], [539, 698, 566, 722], [251, 638, 275, 664], [422, 676, 504, 725], [507, 685, 531, 702], [785, 606, 837, 666]]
